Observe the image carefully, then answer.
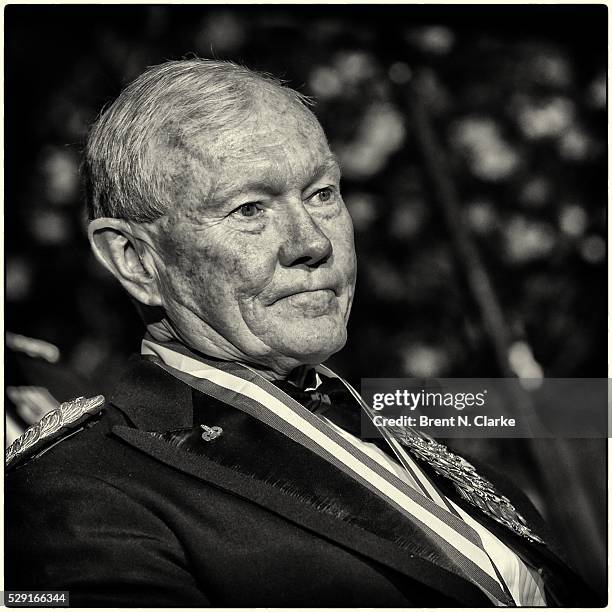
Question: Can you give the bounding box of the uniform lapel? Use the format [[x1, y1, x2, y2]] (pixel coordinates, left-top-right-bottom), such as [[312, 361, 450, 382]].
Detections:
[[108, 357, 491, 606]]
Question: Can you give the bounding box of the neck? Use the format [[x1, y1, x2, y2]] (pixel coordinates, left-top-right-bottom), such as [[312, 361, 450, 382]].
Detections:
[[145, 320, 310, 382]]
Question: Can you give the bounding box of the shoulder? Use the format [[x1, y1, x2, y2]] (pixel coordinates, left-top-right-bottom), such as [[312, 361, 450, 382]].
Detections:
[[4, 392, 171, 545], [6, 398, 135, 546], [5, 354, 181, 474], [4, 392, 145, 498]]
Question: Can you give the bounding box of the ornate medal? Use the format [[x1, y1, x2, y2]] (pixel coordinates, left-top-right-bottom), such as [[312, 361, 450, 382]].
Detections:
[[388, 425, 545, 544]]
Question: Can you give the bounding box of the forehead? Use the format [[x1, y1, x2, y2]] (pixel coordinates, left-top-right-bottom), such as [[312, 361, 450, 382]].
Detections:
[[166, 99, 334, 207]]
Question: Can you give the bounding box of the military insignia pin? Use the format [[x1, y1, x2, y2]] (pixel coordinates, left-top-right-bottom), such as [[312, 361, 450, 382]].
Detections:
[[200, 424, 223, 441]]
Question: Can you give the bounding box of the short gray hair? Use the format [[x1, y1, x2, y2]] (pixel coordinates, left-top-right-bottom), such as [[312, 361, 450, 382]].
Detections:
[[84, 59, 313, 222]]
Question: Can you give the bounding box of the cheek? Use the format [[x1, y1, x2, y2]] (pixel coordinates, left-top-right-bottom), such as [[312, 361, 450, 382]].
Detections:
[[157, 235, 225, 313], [161, 230, 277, 313]]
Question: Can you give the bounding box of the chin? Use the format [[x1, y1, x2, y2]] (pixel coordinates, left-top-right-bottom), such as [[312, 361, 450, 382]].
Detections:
[[277, 320, 348, 365]]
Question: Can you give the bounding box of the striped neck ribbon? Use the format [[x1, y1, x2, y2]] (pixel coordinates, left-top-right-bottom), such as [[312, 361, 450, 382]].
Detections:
[[142, 339, 515, 607]]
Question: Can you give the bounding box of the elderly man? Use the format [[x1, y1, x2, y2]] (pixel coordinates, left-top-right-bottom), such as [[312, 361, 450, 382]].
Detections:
[[6, 60, 599, 607]]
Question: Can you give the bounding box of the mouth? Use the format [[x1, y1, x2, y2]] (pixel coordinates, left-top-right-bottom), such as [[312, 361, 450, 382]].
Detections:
[[284, 289, 337, 314], [270, 286, 339, 305], [287, 288, 335, 301]]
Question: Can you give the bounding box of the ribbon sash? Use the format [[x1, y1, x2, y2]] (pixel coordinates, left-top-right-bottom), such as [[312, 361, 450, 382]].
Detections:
[[142, 341, 513, 606]]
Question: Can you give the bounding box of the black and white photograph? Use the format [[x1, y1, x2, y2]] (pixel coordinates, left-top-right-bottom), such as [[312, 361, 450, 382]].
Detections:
[[4, 4, 608, 607]]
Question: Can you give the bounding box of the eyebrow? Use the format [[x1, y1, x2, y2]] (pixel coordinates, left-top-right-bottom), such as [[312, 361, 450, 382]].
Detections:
[[211, 153, 342, 206], [312, 153, 342, 182]]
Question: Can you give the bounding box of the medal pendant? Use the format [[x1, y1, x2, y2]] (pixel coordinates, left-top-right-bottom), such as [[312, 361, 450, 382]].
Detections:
[[389, 426, 546, 545]]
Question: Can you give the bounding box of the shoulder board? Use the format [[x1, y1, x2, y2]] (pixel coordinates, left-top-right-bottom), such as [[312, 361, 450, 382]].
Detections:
[[6, 395, 105, 469]]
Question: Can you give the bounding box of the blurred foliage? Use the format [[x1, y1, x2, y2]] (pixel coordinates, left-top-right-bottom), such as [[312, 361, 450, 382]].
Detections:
[[6, 5, 606, 387]]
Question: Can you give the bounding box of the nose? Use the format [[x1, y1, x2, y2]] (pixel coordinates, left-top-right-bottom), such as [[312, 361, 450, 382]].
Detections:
[[278, 202, 333, 268]]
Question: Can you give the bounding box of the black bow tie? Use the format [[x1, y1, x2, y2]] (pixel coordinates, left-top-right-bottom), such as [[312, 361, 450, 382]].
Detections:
[[271, 375, 362, 437]]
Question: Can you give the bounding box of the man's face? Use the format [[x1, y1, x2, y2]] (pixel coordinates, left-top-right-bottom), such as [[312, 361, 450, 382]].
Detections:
[[149, 94, 357, 375]]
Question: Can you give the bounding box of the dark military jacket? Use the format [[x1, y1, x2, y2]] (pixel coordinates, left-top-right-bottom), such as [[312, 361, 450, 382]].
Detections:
[[5, 356, 602, 607]]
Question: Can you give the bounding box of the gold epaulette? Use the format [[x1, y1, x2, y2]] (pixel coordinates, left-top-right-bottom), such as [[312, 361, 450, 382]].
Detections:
[[6, 395, 105, 469]]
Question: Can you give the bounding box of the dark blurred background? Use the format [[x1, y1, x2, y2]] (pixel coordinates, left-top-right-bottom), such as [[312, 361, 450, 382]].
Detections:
[[5, 4, 607, 596]]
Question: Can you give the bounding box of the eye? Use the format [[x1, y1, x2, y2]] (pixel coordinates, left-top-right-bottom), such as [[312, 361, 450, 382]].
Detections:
[[233, 202, 263, 218], [310, 187, 336, 204]]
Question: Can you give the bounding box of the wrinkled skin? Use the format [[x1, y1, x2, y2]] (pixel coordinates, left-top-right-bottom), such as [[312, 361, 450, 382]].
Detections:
[[141, 93, 357, 379]]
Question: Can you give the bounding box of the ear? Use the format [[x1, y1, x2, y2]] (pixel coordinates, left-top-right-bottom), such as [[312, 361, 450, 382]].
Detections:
[[88, 218, 163, 307]]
